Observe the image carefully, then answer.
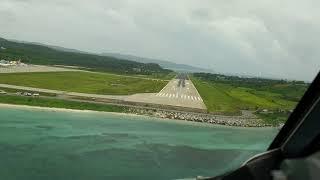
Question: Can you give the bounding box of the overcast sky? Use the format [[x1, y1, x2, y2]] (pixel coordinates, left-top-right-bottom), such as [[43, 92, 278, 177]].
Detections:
[[0, 0, 319, 81]]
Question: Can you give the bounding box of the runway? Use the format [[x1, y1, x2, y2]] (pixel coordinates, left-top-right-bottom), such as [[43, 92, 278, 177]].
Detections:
[[155, 79, 203, 102], [0, 74, 207, 110], [125, 75, 207, 110]]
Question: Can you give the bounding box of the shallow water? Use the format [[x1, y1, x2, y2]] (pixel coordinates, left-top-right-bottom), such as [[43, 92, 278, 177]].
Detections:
[[0, 107, 278, 180]]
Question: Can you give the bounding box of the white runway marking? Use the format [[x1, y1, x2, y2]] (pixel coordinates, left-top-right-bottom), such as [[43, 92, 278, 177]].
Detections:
[[157, 81, 202, 100], [148, 77, 206, 110], [157, 90, 203, 101]]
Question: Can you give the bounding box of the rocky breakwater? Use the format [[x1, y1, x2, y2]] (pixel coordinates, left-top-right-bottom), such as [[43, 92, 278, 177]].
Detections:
[[127, 108, 270, 127]]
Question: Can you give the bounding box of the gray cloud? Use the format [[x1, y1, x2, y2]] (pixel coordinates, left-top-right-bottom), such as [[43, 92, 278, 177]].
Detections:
[[0, 0, 319, 81]]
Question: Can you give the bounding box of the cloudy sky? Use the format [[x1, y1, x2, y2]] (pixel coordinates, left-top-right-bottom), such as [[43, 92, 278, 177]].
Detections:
[[0, 0, 319, 81]]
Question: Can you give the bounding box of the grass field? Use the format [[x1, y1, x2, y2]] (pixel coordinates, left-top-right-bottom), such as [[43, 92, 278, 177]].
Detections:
[[191, 74, 308, 125], [191, 80, 243, 115], [192, 77, 301, 115], [135, 72, 177, 80], [0, 71, 167, 95], [0, 94, 126, 112], [255, 112, 289, 126]]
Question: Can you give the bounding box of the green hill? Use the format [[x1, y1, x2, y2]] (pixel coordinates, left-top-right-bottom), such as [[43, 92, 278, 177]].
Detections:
[[0, 38, 172, 75]]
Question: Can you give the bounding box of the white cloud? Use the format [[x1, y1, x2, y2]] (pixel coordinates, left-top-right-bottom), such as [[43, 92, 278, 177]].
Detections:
[[0, 0, 319, 80]]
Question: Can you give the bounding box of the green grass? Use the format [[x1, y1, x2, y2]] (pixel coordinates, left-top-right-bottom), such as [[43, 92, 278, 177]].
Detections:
[[0, 94, 126, 112], [134, 72, 177, 80], [192, 79, 243, 115], [255, 112, 289, 126], [0, 71, 167, 95], [228, 87, 296, 110], [192, 77, 300, 115], [192, 75, 304, 125]]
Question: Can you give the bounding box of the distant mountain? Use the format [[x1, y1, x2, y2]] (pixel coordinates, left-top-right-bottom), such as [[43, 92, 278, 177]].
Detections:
[[0, 37, 172, 75], [9, 39, 88, 54], [101, 53, 214, 73], [2, 37, 213, 74]]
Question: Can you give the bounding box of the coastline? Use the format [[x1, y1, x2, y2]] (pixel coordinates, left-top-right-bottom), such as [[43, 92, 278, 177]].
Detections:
[[0, 103, 223, 128], [0, 103, 273, 128], [0, 103, 140, 117]]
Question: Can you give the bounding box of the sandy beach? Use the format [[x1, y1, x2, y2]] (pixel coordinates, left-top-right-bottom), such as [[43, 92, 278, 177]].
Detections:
[[0, 103, 140, 117]]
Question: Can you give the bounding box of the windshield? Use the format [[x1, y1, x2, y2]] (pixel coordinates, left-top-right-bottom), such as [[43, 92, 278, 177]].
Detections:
[[0, 0, 319, 179]]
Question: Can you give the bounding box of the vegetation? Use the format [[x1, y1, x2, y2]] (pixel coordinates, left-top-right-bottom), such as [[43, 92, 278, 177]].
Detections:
[[0, 94, 126, 112], [191, 80, 244, 115], [0, 71, 167, 95], [192, 73, 309, 124], [0, 37, 172, 77], [255, 112, 289, 126], [194, 73, 307, 102], [137, 71, 177, 80]]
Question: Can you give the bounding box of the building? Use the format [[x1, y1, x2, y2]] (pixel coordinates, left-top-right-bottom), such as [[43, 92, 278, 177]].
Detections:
[[0, 60, 10, 67], [0, 60, 22, 67]]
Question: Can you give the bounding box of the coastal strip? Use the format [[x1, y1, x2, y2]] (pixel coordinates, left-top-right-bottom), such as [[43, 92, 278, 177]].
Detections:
[[0, 95, 271, 127]]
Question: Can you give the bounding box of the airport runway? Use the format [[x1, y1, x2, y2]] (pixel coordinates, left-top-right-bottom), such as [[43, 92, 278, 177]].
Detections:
[[125, 75, 207, 110], [155, 79, 203, 102], [0, 75, 207, 110]]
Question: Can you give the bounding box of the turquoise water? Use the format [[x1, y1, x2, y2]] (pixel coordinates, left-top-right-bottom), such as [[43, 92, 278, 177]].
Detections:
[[0, 107, 278, 180]]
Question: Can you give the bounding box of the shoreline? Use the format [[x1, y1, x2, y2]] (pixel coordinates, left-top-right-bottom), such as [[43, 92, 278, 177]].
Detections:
[[0, 103, 140, 117], [0, 103, 227, 128], [0, 103, 273, 128]]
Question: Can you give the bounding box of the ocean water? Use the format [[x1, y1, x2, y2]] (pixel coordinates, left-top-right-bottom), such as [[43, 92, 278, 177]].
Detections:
[[0, 107, 278, 180]]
